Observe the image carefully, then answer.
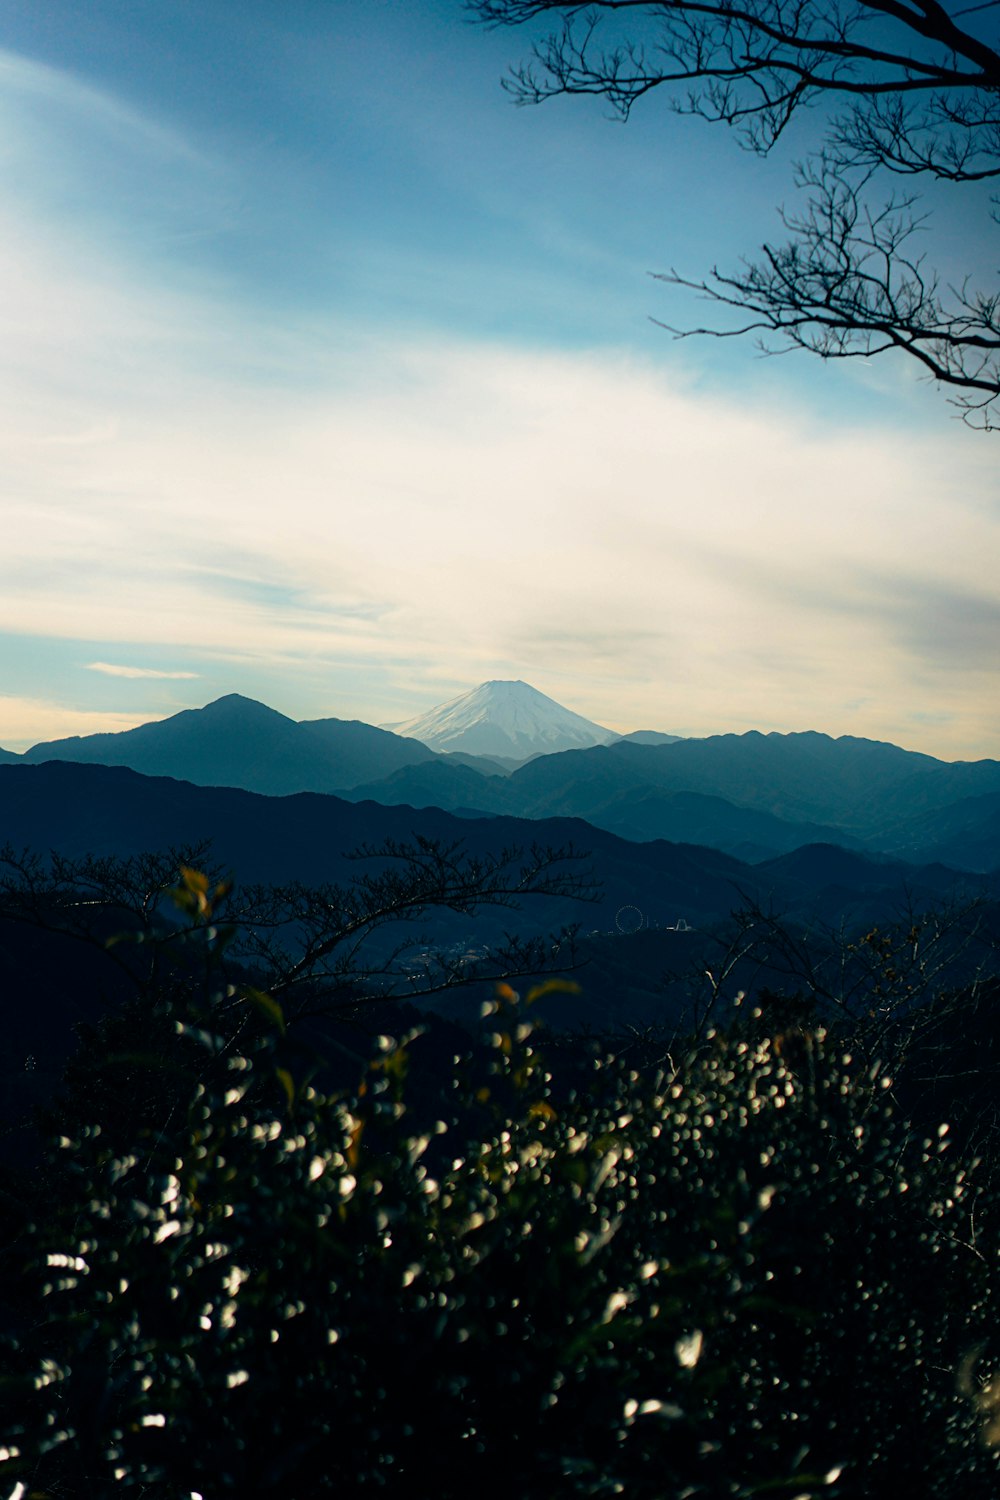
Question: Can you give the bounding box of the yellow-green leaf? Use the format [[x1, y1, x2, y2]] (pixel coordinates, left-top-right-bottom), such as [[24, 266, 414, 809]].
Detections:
[[243, 986, 286, 1035], [525, 979, 581, 1007], [276, 1067, 295, 1111]]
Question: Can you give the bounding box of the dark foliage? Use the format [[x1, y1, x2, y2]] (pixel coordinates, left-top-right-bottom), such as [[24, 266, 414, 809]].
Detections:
[[3, 861, 1000, 1496]]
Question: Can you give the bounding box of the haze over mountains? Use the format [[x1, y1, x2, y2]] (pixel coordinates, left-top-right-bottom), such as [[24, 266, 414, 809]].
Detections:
[[3, 756, 995, 1055], [7, 680, 1000, 871], [2, 679, 998, 1046], [1, 760, 992, 938]]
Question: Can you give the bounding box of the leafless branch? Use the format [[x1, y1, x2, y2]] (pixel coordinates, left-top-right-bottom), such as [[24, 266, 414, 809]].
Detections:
[[470, 0, 1000, 421]]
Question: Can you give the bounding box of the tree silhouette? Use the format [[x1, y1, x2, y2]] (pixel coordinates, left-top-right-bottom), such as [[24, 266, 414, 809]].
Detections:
[[0, 835, 599, 1021], [471, 0, 1000, 425]]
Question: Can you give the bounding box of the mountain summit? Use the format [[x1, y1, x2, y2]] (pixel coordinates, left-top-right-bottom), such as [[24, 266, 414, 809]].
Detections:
[[385, 680, 616, 759]]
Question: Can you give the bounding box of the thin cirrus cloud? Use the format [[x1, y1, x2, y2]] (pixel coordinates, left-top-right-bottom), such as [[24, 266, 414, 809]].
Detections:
[[85, 663, 200, 680], [0, 47, 224, 274]]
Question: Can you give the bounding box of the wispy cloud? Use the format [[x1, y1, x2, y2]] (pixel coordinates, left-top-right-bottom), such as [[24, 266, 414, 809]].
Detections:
[[85, 663, 200, 680], [0, 49, 204, 165]]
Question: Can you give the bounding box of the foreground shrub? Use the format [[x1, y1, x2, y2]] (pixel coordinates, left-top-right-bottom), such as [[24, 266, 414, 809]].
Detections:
[[2, 977, 999, 1498]]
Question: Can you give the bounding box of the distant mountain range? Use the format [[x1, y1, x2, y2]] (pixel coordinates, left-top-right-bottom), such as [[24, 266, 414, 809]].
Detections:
[[2, 760, 995, 1114], [6, 683, 999, 871], [3, 685, 996, 1154], [343, 730, 1000, 872], [1, 761, 990, 934], [19, 694, 437, 797]]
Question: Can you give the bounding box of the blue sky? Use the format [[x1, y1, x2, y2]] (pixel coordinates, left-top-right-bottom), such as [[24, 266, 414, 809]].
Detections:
[[0, 0, 997, 757]]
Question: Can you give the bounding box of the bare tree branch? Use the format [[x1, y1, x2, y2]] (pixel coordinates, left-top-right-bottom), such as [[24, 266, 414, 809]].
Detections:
[[0, 837, 601, 1020], [469, 0, 1000, 423]]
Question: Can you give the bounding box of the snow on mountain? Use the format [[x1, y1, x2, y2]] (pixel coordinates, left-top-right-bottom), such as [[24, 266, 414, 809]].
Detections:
[[384, 680, 617, 759]]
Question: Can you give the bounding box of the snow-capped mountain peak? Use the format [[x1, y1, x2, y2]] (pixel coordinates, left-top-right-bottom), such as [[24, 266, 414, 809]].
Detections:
[[384, 680, 616, 759]]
